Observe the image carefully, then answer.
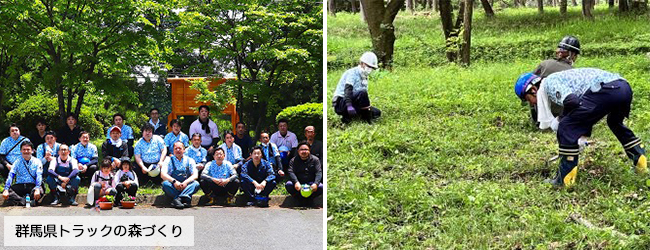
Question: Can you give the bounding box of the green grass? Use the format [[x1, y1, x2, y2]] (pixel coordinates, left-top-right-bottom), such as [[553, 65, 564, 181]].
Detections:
[[327, 7, 650, 249]]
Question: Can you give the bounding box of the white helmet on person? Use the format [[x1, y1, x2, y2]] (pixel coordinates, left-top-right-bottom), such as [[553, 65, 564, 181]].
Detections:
[[359, 52, 378, 69]]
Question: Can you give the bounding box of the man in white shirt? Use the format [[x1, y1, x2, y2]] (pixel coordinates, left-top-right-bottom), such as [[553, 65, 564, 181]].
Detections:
[[189, 105, 221, 161]]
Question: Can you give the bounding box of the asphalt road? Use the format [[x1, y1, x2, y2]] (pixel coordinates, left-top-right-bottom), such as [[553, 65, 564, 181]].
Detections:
[[0, 205, 323, 249]]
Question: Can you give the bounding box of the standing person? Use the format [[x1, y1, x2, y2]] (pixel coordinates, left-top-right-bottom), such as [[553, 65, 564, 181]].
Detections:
[[161, 141, 200, 209], [199, 148, 239, 205], [332, 51, 382, 124], [134, 123, 167, 186], [270, 119, 298, 171], [102, 126, 130, 170], [28, 119, 48, 153], [148, 108, 167, 137], [36, 131, 61, 168], [46, 145, 80, 206], [304, 126, 323, 164], [164, 119, 189, 156], [71, 131, 99, 181], [514, 68, 647, 187], [189, 105, 220, 160], [234, 121, 254, 160], [240, 146, 277, 207], [2, 141, 43, 206], [286, 142, 323, 207], [113, 160, 139, 207], [184, 133, 208, 173], [88, 158, 117, 206], [259, 132, 283, 177], [57, 113, 84, 146], [106, 113, 135, 157], [0, 124, 30, 177], [219, 131, 244, 170]]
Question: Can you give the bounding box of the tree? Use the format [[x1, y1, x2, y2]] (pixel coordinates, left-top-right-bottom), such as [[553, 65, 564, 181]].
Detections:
[[481, 0, 496, 18], [0, 0, 171, 126], [177, 0, 322, 138], [330, 0, 337, 16], [461, 0, 473, 66], [560, 0, 568, 14], [583, 0, 594, 17], [360, 0, 406, 68], [620, 0, 630, 11], [538, 0, 545, 13]]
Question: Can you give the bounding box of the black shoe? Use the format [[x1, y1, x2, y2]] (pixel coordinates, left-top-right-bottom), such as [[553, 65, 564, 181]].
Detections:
[[50, 197, 60, 206], [245, 201, 255, 206], [171, 198, 184, 209], [256, 199, 269, 208], [180, 197, 192, 208]]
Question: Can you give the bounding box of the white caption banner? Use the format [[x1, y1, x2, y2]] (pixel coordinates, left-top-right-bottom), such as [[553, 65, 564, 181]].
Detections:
[[4, 216, 194, 246]]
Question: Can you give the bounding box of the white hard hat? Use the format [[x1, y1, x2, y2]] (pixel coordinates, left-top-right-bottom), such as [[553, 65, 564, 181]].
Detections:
[[360, 52, 378, 69], [148, 164, 161, 177]]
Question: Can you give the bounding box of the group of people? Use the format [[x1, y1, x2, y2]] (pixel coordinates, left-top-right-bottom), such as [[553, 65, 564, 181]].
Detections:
[[1, 105, 324, 208], [514, 36, 647, 187]]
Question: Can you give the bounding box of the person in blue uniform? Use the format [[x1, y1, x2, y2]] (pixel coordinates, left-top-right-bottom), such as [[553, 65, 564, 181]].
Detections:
[[161, 141, 200, 209], [134, 123, 167, 185], [164, 119, 189, 156], [46, 144, 80, 206], [184, 133, 208, 173], [2, 141, 43, 206], [0, 124, 30, 178], [71, 131, 99, 181], [200, 148, 239, 205], [332, 52, 382, 124]]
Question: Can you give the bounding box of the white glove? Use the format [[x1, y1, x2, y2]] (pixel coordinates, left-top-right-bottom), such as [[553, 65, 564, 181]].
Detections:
[[550, 117, 559, 132], [578, 136, 589, 152]]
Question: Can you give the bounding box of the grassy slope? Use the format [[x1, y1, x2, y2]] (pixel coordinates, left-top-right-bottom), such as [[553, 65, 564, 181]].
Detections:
[[327, 6, 650, 249]]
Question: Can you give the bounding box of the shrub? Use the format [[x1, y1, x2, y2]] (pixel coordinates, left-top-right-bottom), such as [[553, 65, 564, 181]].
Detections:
[[276, 103, 323, 142]]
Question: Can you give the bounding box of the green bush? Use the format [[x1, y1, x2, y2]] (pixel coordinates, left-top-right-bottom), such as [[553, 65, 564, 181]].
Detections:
[[276, 102, 323, 142], [6, 94, 106, 140]]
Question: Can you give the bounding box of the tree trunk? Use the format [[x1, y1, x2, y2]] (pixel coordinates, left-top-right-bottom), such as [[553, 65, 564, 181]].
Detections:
[[433, 0, 438, 12], [439, 0, 456, 62], [582, 0, 594, 17], [481, 0, 495, 17], [609, 0, 614, 8], [360, 0, 366, 22], [329, 0, 337, 16], [351, 0, 357, 12], [407, 0, 415, 13], [538, 0, 544, 12], [461, 0, 473, 66], [620, 0, 629, 10], [360, 0, 406, 68], [560, 0, 568, 13], [572, 0, 577, 6]]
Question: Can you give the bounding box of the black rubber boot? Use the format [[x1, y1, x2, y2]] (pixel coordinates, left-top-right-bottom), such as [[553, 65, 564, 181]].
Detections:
[[624, 143, 647, 174], [545, 154, 579, 188]]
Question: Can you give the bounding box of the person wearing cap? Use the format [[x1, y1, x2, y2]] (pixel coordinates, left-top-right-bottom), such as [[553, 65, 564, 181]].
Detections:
[[46, 144, 80, 206], [2, 141, 43, 206], [286, 142, 322, 207], [514, 68, 647, 188], [0, 124, 30, 178], [200, 148, 239, 205], [527, 36, 581, 125], [259, 132, 283, 177], [71, 131, 99, 182], [134, 123, 167, 185], [105, 113, 135, 156], [304, 126, 322, 164], [161, 141, 200, 209], [58, 113, 84, 146], [189, 105, 221, 160], [240, 146, 277, 207], [332, 51, 382, 124], [148, 108, 167, 137], [164, 119, 190, 156], [102, 125, 130, 170]]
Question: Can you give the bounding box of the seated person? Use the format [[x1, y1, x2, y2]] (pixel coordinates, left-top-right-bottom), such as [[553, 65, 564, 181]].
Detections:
[[184, 133, 208, 173], [164, 119, 189, 156], [259, 132, 283, 177], [0, 124, 30, 177], [240, 146, 277, 207], [134, 123, 167, 185], [36, 131, 61, 168], [105, 113, 135, 157], [57, 113, 83, 146], [102, 126, 130, 170], [270, 119, 298, 170], [71, 131, 99, 180], [332, 52, 382, 124], [199, 148, 239, 205], [219, 131, 244, 170], [304, 126, 323, 164], [161, 142, 200, 209], [285, 142, 323, 207], [113, 160, 139, 207], [88, 158, 117, 206], [46, 145, 80, 206], [2, 141, 43, 206]]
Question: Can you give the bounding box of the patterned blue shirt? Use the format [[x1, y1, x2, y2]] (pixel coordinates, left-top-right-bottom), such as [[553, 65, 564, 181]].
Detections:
[[5, 156, 43, 189], [164, 156, 197, 182], [164, 132, 189, 154], [36, 142, 61, 164], [71, 142, 98, 160], [134, 136, 166, 163], [106, 124, 135, 140], [333, 66, 368, 100], [0, 136, 29, 165], [219, 143, 243, 164], [544, 68, 623, 106], [202, 160, 236, 179], [184, 146, 207, 164], [260, 143, 280, 166]]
